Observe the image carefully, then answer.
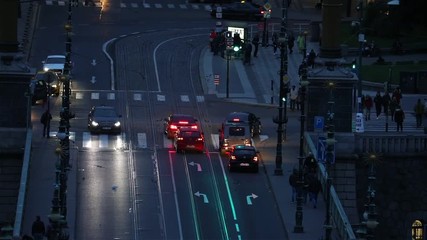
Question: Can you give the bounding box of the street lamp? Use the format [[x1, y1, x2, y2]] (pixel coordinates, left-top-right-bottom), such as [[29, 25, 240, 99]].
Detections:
[[357, 153, 379, 240], [294, 60, 308, 233], [357, 0, 365, 113], [49, 3, 73, 239], [273, 0, 289, 176], [324, 81, 335, 240]]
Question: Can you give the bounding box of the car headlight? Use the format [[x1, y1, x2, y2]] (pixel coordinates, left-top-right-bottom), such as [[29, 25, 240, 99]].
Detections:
[[44, 67, 49, 72], [91, 121, 99, 127], [114, 121, 121, 127]]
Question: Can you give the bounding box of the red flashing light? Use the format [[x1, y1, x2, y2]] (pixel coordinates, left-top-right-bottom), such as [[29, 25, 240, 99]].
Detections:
[[232, 118, 240, 122], [178, 121, 189, 124]]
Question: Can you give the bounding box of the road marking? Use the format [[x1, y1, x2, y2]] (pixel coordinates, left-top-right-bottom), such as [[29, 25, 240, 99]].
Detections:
[[120, 2, 126, 7], [164, 135, 172, 149], [143, 3, 150, 8], [157, 94, 165, 101], [196, 95, 204, 102], [179, 4, 187, 9], [259, 135, 269, 142], [167, 3, 174, 8], [131, 3, 138, 8], [91, 92, 99, 100], [76, 92, 83, 99], [138, 133, 147, 148], [99, 134, 109, 148], [107, 92, 115, 100], [211, 134, 219, 150], [134, 93, 142, 101], [83, 132, 92, 148], [188, 161, 202, 172], [154, 3, 161, 8], [194, 191, 209, 203], [181, 95, 190, 102], [191, 4, 199, 9], [246, 193, 258, 205]]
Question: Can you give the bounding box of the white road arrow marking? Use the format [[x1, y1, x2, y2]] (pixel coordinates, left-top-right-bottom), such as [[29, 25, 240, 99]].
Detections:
[[91, 76, 96, 84], [246, 193, 258, 205], [194, 191, 209, 203], [188, 161, 202, 172], [91, 59, 97, 66]]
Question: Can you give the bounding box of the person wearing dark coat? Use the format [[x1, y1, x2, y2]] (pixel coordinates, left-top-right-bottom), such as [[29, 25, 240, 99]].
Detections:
[[288, 34, 295, 53], [382, 91, 391, 116], [374, 91, 383, 119], [394, 105, 405, 132], [307, 173, 321, 208], [32, 216, 45, 240], [40, 110, 52, 138], [252, 34, 260, 57], [243, 42, 253, 65], [288, 168, 298, 202]]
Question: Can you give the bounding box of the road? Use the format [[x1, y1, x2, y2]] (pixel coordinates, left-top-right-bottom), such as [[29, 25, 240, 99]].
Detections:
[[28, 0, 289, 239]]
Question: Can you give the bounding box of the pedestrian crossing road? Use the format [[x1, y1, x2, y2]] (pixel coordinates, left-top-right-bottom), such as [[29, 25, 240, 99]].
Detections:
[[47, 131, 270, 151], [44, 0, 214, 11]]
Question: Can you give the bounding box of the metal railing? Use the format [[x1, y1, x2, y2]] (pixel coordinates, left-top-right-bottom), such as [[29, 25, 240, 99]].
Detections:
[[355, 133, 427, 156], [305, 132, 357, 240]]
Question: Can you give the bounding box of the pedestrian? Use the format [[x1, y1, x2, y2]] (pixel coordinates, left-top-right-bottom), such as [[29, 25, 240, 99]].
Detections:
[[364, 95, 373, 121], [303, 152, 317, 174], [394, 105, 405, 132], [40, 110, 52, 138], [209, 29, 217, 52], [288, 33, 295, 53], [414, 98, 425, 127], [374, 91, 382, 119], [252, 33, 260, 57], [290, 85, 298, 111], [307, 49, 316, 67], [382, 91, 391, 116], [296, 33, 305, 54], [307, 173, 321, 208], [31, 216, 45, 240], [289, 168, 298, 202], [296, 88, 301, 110], [272, 32, 279, 55], [392, 87, 402, 104], [243, 41, 252, 65], [389, 96, 398, 121]]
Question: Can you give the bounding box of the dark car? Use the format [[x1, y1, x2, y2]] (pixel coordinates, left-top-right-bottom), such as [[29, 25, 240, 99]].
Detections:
[[228, 145, 259, 172], [30, 71, 60, 105], [225, 112, 261, 137], [210, 2, 265, 21], [88, 106, 122, 134], [174, 126, 205, 153], [164, 114, 198, 139]]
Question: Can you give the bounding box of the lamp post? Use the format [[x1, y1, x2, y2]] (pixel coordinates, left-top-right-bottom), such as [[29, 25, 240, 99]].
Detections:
[[324, 81, 335, 240], [357, 0, 364, 113], [294, 60, 308, 233], [49, 3, 73, 239], [357, 153, 379, 240], [273, 0, 288, 176]]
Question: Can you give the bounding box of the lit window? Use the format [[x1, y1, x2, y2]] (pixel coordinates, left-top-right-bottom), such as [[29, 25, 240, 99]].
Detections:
[[412, 220, 423, 240]]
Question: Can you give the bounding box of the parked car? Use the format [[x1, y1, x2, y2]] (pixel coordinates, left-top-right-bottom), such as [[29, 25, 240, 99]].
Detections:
[[174, 126, 205, 153], [164, 114, 198, 139], [88, 106, 122, 134], [228, 145, 259, 172], [210, 2, 266, 21]]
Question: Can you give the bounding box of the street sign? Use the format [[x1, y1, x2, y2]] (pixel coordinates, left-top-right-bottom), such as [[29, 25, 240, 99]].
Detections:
[[355, 112, 365, 133], [314, 116, 324, 132], [214, 74, 220, 85], [263, 2, 271, 10]]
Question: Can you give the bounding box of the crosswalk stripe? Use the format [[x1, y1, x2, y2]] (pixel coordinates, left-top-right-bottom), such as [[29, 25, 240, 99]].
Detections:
[[82, 132, 92, 148], [107, 93, 115, 100], [137, 133, 147, 148], [143, 3, 150, 8], [91, 92, 99, 100], [134, 93, 142, 101], [99, 134, 108, 148], [196, 95, 205, 102], [181, 95, 190, 102], [192, 4, 199, 9], [179, 4, 187, 9], [58, 0, 66, 6], [46, 0, 53, 5], [167, 3, 174, 8], [154, 3, 162, 8], [120, 2, 126, 7], [157, 94, 166, 101], [131, 3, 138, 7]]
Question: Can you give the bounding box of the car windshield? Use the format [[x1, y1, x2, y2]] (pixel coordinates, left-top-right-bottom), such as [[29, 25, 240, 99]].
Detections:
[[228, 126, 246, 136], [94, 108, 117, 117], [46, 57, 65, 64]]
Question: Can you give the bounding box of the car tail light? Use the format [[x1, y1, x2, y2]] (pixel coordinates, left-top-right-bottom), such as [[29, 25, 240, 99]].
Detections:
[[197, 137, 204, 141], [178, 121, 188, 124], [170, 125, 177, 130], [177, 137, 183, 141], [232, 118, 240, 122], [191, 125, 198, 129]]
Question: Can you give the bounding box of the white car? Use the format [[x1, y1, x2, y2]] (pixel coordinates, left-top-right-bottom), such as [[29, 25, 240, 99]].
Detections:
[[42, 55, 67, 75]]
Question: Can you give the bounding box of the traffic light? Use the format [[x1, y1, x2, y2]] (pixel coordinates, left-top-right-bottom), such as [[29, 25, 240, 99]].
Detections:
[[352, 59, 357, 69], [225, 31, 233, 50]]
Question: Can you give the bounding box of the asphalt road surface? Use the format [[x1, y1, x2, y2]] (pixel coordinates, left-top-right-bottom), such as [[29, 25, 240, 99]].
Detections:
[[29, 0, 289, 239]]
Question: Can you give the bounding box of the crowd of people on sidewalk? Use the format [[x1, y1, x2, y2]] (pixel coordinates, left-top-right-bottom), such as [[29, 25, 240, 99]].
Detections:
[[361, 87, 425, 131]]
